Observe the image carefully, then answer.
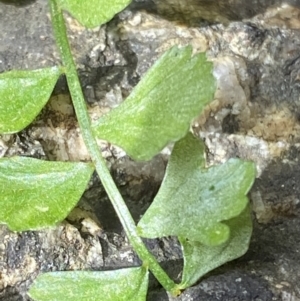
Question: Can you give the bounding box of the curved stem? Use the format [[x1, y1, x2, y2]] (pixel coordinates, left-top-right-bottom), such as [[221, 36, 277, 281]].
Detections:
[[49, 0, 179, 295]]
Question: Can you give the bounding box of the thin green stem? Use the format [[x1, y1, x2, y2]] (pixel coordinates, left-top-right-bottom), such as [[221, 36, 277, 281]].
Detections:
[[49, 0, 178, 295]]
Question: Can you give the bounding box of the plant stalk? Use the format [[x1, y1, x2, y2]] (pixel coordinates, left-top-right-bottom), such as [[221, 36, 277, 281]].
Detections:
[[49, 0, 179, 295]]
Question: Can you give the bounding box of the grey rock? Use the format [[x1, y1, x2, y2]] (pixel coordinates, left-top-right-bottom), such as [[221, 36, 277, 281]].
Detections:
[[129, 0, 300, 24]]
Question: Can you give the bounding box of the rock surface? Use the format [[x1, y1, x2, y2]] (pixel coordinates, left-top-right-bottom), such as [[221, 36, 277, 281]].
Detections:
[[1, 0, 300, 300]]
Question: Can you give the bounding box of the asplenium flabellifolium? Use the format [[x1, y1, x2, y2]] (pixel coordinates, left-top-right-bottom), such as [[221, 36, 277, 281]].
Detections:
[[0, 67, 61, 133], [0, 157, 94, 231], [0, 0, 256, 299], [92, 47, 215, 161], [29, 267, 149, 301]]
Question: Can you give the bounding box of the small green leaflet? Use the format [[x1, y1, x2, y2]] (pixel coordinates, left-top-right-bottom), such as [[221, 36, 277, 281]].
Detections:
[[57, 0, 131, 28], [179, 206, 252, 289], [0, 67, 61, 134], [0, 157, 94, 231], [93, 46, 215, 161], [29, 267, 149, 301], [137, 133, 256, 246]]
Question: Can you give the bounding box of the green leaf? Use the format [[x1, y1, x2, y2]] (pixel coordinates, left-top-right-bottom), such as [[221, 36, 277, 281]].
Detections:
[[0, 67, 61, 134], [29, 267, 149, 301], [137, 133, 256, 246], [57, 0, 131, 28], [0, 157, 94, 231], [179, 206, 252, 289], [93, 46, 215, 161]]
